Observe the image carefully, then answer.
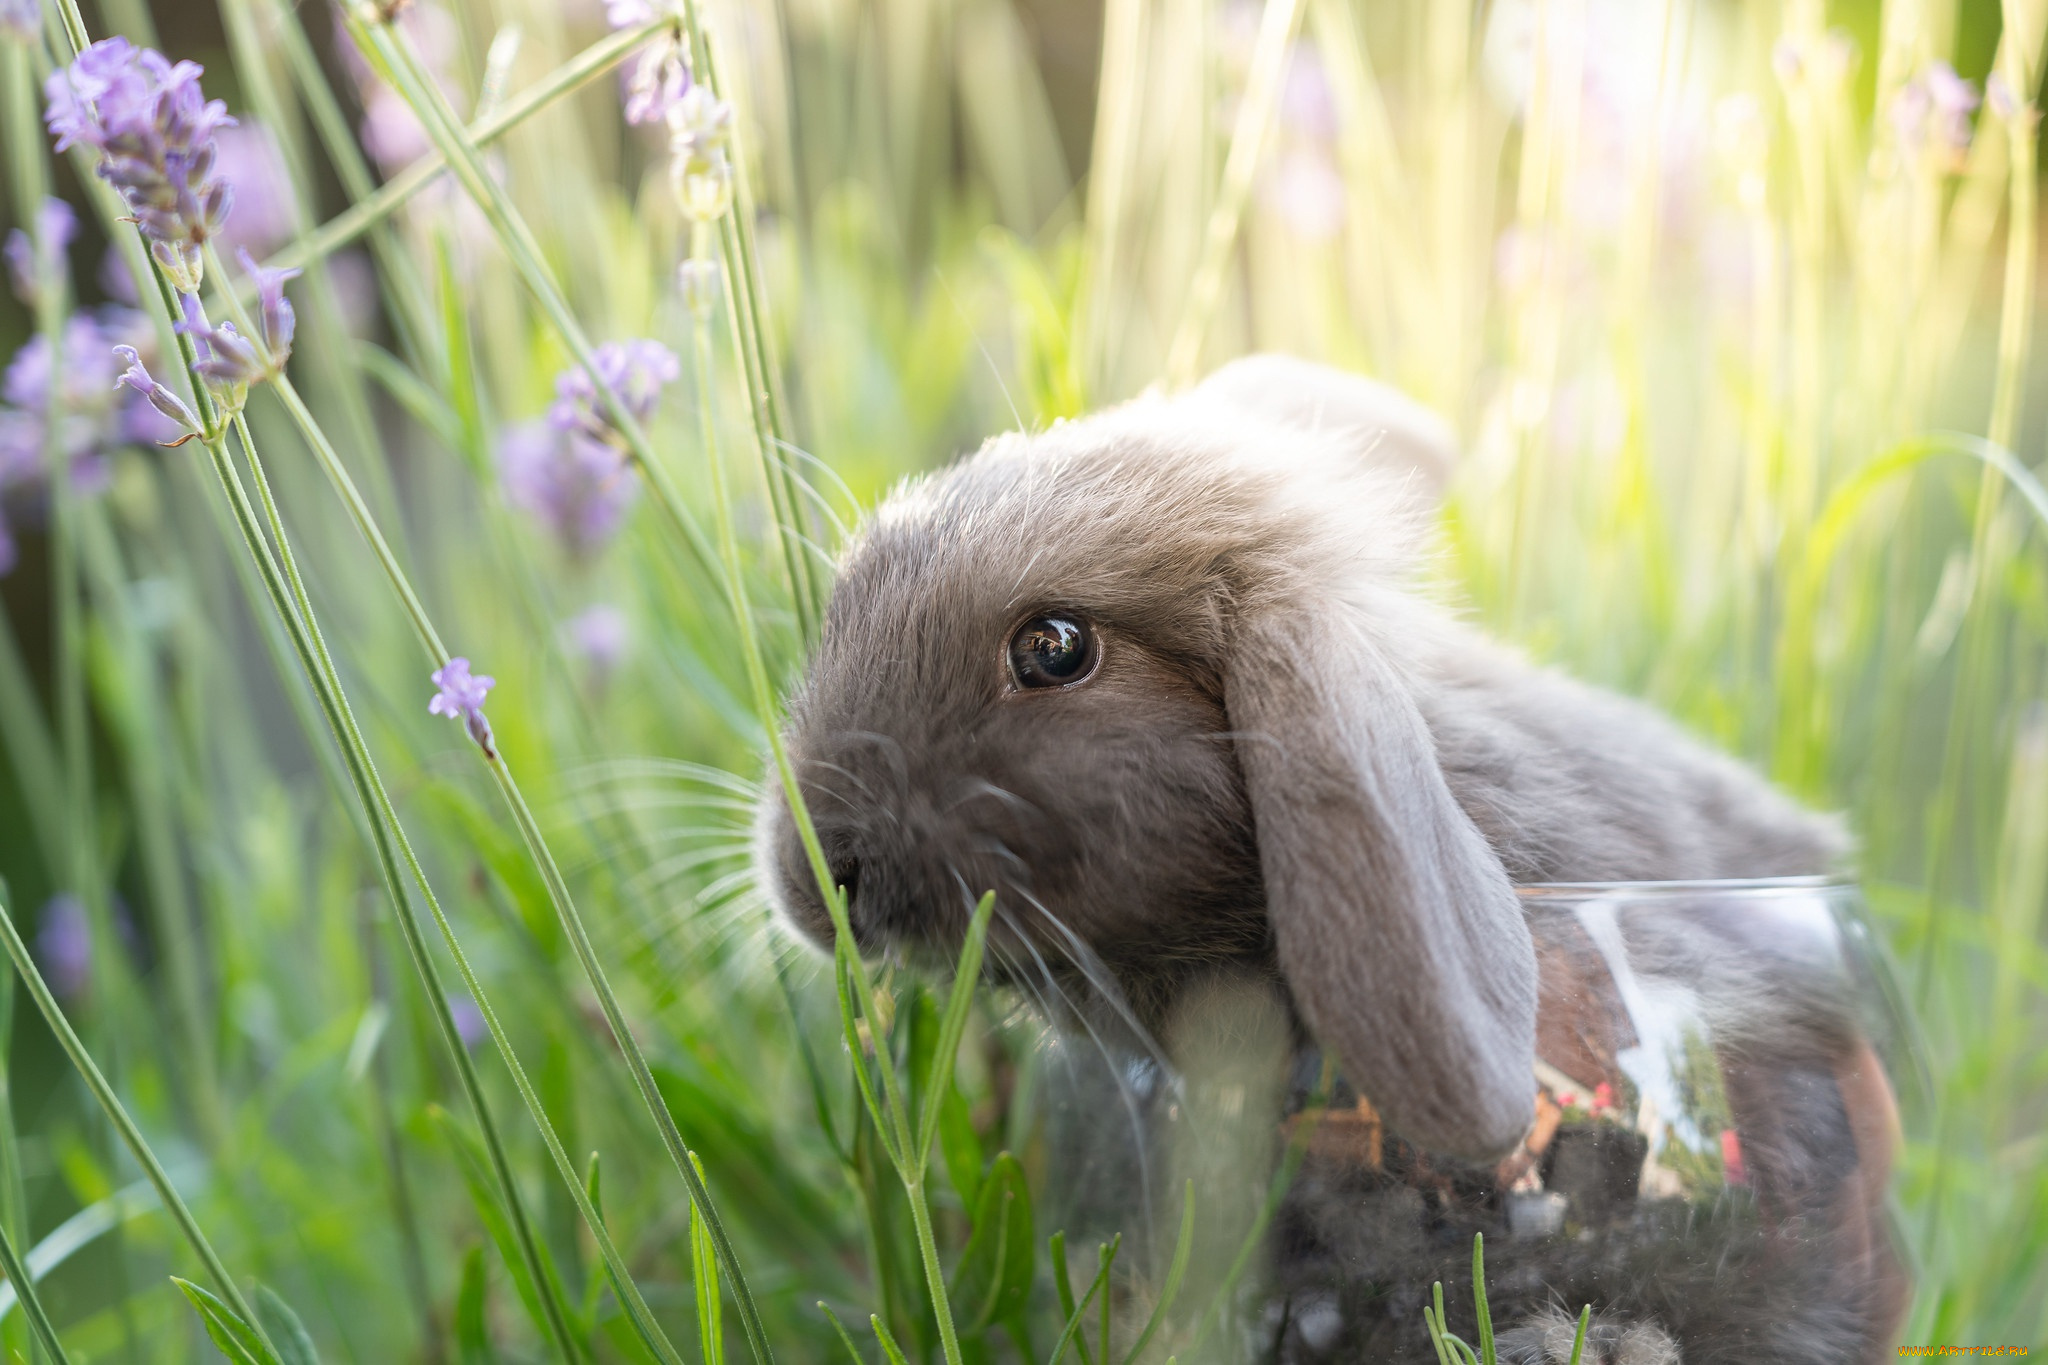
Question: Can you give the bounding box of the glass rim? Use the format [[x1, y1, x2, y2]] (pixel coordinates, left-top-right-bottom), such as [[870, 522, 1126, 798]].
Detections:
[[1513, 874, 1856, 899]]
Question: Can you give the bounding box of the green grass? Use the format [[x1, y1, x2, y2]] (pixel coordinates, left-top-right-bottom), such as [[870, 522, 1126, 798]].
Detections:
[[0, 0, 2042, 1359]]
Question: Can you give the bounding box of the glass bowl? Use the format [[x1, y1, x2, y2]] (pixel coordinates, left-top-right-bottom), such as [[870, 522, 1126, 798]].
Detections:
[[1258, 877, 1916, 1361]]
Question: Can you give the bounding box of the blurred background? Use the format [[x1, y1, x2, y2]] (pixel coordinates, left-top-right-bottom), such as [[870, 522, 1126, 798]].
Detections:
[[0, 0, 2045, 1357]]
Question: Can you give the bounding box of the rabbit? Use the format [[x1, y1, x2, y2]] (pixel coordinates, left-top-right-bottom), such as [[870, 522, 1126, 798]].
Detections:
[[755, 355, 1903, 1363]]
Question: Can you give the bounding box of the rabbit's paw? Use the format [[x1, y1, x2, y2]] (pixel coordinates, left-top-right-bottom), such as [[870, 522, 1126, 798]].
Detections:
[[1496, 1306, 1681, 1365]]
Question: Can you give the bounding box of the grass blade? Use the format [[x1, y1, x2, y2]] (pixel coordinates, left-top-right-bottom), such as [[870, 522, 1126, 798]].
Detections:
[[915, 892, 995, 1168], [0, 1214, 72, 1364], [1472, 1233, 1495, 1365], [1046, 1234, 1117, 1365], [0, 882, 273, 1354], [870, 1314, 911, 1365], [1121, 1181, 1195, 1364]]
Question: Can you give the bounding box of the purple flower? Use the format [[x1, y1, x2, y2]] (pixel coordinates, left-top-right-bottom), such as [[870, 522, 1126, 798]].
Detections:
[[501, 341, 675, 556], [176, 292, 263, 404], [238, 248, 299, 363], [99, 246, 139, 303], [623, 39, 691, 126], [428, 656, 497, 756], [36, 895, 92, 1002], [548, 340, 680, 436], [0, 311, 180, 470], [213, 123, 295, 259], [359, 87, 433, 174], [3, 316, 117, 419], [113, 345, 199, 439], [1895, 62, 1979, 162], [1278, 46, 1336, 141], [446, 992, 488, 1050], [566, 604, 630, 677], [5, 197, 77, 308], [1927, 62, 1980, 118], [0, 412, 40, 489], [44, 39, 236, 292], [0, 309, 179, 575], [0, 0, 38, 41], [606, 0, 661, 24], [499, 421, 640, 557]]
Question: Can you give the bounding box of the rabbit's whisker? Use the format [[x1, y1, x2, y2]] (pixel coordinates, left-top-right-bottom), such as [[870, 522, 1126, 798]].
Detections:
[[1011, 885, 1179, 1092], [946, 779, 1039, 820], [991, 899, 1159, 1235], [831, 730, 912, 792]]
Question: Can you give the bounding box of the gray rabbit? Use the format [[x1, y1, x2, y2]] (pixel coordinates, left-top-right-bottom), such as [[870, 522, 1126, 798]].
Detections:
[[756, 357, 1905, 1364]]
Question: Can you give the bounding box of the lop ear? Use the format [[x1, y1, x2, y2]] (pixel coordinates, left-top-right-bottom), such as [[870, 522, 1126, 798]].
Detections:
[[1193, 355, 1460, 501], [1226, 599, 1537, 1161]]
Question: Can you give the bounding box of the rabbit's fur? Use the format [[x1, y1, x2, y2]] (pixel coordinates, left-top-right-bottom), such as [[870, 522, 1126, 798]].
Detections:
[[758, 357, 1896, 1362]]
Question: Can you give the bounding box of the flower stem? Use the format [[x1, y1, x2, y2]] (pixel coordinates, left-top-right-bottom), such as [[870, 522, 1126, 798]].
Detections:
[[345, 5, 721, 581], [259, 21, 666, 279], [485, 761, 765, 1365], [903, 1176, 965, 1365], [0, 879, 268, 1355], [201, 258, 762, 1365], [0, 1202, 73, 1364], [689, 24, 821, 643], [209, 408, 587, 1362]]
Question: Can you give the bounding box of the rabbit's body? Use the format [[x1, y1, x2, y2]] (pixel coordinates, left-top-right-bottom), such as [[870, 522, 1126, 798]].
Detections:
[[758, 357, 1902, 1363], [1422, 634, 1846, 885]]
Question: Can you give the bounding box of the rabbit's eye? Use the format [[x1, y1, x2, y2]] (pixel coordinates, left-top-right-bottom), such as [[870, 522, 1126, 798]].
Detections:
[[1009, 615, 1098, 689]]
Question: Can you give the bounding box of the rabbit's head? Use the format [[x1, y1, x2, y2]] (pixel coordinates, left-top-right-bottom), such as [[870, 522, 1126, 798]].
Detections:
[[758, 358, 1537, 1161]]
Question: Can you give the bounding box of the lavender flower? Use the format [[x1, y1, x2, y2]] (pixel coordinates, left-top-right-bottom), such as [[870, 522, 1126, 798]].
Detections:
[[238, 248, 299, 363], [113, 345, 200, 439], [175, 293, 262, 415], [608, 0, 689, 125], [501, 341, 676, 556], [335, 3, 466, 174], [566, 604, 630, 679], [1, 311, 182, 456], [0, 0, 39, 42], [44, 39, 235, 292], [624, 39, 691, 126], [429, 657, 497, 756], [99, 246, 139, 304], [1894, 62, 1979, 166], [5, 197, 77, 308], [446, 992, 488, 1050], [500, 421, 641, 557], [549, 339, 680, 436], [36, 895, 92, 1002], [3, 316, 116, 424], [213, 123, 296, 259], [359, 87, 434, 174], [0, 308, 179, 573]]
